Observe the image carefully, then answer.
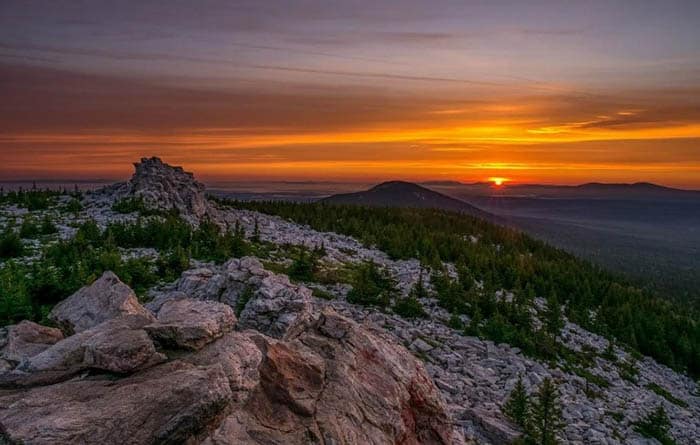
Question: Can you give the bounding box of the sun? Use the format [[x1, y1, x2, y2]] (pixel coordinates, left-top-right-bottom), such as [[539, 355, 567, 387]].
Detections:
[[489, 177, 508, 186]]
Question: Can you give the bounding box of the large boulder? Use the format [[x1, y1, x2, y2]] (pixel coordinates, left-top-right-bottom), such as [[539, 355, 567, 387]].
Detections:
[[186, 331, 264, 402], [238, 274, 313, 339], [0, 361, 232, 444], [0, 321, 63, 367], [146, 299, 236, 350], [49, 271, 155, 334], [129, 157, 217, 224], [4, 314, 165, 386]]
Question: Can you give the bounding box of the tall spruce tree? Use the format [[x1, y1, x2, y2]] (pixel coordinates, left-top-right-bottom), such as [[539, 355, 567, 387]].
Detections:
[[251, 217, 260, 243], [529, 377, 564, 445]]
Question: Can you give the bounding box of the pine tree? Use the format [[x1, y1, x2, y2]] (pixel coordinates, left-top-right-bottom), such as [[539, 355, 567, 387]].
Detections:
[[392, 293, 427, 319], [503, 376, 529, 428], [410, 271, 429, 300], [251, 218, 260, 243], [230, 221, 248, 257], [313, 241, 327, 257], [466, 306, 483, 336], [543, 291, 564, 337], [347, 260, 397, 308], [529, 377, 564, 445], [289, 247, 317, 282]]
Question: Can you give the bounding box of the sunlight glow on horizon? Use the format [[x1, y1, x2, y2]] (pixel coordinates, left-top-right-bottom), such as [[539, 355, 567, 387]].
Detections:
[[489, 177, 509, 186]]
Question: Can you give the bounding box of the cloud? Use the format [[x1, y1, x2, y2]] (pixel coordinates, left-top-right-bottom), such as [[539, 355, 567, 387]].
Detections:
[[0, 40, 399, 67], [517, 28, 585, 36], [1, 60, 699, 186]]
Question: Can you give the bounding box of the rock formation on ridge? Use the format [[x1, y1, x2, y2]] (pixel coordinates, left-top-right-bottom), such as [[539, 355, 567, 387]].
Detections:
[[90, 156, 219, 224]]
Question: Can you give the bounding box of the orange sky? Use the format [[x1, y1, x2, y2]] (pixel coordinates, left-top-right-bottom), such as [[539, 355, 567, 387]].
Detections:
[[2, 78, 698, 187], [1, 1, 699, 188]]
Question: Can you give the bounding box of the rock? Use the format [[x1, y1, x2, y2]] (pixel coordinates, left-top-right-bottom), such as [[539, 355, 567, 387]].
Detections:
[[8, 314, 165, 385], [176, 267, 223, 299], [0, 321, 63, 365], [146, 299, 236, 350], [0, 291, 458, 445], [144, 290, 188, 313], [207, 308, 460, 444], [129, 157, 218, 224], [0, 361, 232, 444], [168, 257, 313, 339], [412, 338, 435, 353], [49, 271, 154, 334], [238, 268, 313, 339], [186, 331, 263, 401], [463, 407, 521, 444], [81, 319, 166, 373]]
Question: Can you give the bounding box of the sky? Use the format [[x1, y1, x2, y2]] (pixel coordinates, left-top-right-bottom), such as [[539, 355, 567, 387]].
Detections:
[[1, 0, 699, 187]]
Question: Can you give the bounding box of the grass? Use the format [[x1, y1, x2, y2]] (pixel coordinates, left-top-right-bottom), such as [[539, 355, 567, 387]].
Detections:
[[646, 383, 689, 408]]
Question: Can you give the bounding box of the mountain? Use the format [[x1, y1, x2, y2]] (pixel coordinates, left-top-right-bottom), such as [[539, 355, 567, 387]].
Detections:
[[2, 158, 699, 443], [424, 180, 700, 200], [322, 180, 491, 218]]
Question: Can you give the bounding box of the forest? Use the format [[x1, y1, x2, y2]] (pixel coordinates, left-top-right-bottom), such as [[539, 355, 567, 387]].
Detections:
[[225, 200, 700, 378], [0, 214, 250, 325]]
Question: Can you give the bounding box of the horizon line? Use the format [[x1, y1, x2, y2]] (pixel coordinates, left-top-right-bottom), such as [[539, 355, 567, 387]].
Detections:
[[1, 177, 699, 193]]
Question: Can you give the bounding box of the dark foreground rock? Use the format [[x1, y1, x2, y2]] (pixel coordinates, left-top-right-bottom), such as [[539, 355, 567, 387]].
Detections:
[[0, 270, 460, 445]]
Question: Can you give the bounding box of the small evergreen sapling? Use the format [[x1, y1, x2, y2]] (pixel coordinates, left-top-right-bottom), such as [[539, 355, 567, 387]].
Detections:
[[393, 277, 428, 319], [634, 404, 675, 445]]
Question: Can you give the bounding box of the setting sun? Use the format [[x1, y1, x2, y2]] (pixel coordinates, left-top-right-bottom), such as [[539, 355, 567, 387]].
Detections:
[[489, 177, 508, 186]]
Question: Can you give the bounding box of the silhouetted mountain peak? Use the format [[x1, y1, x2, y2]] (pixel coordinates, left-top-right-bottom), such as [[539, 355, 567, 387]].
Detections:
[[370, 180, 418, 191], [322, 180, 491, 218]]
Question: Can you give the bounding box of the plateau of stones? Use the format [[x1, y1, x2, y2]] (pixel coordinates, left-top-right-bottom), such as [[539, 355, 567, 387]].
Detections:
[[0, 157, 697, 444]]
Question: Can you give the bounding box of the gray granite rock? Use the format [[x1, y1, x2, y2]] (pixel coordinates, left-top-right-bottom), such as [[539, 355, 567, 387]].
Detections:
[[49, 271, 155, 334]]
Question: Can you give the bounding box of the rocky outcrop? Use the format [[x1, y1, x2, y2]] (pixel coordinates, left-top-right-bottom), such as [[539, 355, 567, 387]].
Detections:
[[128, 157, 215, 223], [49, 271, 154, 334], [0, 273, 458, 445], [89, 156, 219, 224], [151, 256, 313, 339], [218, 206, 700, 444], [202, 308, 459, 445]]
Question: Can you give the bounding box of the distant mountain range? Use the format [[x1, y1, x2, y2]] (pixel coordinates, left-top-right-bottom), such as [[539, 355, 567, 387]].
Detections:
[[322, 180, 700, 303], [421, 180, 700, 200], [321, 181, 491, 219]]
